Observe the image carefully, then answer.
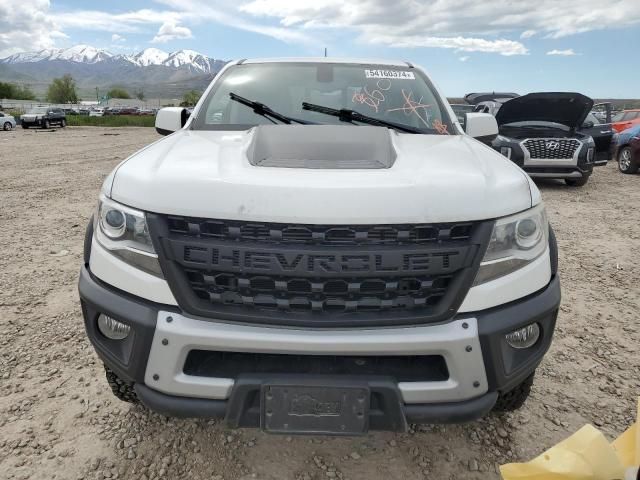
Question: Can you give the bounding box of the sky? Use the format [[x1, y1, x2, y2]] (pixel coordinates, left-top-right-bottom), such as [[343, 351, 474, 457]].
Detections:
[[1, 0, 639, 98]]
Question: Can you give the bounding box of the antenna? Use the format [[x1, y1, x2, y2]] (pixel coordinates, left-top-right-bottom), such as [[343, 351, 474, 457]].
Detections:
[[324, 47, 327, 57]]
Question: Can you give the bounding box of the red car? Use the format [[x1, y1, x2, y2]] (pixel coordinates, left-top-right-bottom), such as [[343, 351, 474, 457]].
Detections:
[[611, 109, 640, 133]]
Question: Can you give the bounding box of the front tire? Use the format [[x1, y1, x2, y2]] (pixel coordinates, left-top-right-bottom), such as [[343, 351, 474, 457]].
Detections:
[[22, 123, 29, 129], [3, 122, 11, 131], [565, 174, 589, 187], [618, 146, 638, 174], [60, 119, 66, 128], [493, 373, 535, 412], [43, 119, 50, 129], [104, 366, 139, 403]]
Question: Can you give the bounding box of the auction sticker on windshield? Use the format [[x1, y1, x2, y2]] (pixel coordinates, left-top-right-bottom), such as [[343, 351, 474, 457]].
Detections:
[[365, 69, 415, 80]]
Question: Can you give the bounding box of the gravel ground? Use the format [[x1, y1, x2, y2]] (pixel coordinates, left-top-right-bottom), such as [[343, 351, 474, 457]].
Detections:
[[1, 126, 639, 480]]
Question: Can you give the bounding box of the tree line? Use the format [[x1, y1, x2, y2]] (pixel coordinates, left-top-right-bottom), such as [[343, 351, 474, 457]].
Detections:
[[1, 74, 201, 106], [0, 82, 36, 100]]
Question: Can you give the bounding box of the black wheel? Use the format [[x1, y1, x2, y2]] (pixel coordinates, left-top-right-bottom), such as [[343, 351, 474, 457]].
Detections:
[[3, 122, 11, 131], [43, 119, 50, 129], [565, 174, 589, 187], [22, 123, 29, 129], [618, 146, 638, 174], [493, 373, 535, 412], [104, 365, 139, 403], [60, 118, 66, 128]]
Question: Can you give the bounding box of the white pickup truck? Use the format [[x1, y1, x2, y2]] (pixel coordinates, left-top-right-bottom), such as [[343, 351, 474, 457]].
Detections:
[[79, 58, 560, 435]]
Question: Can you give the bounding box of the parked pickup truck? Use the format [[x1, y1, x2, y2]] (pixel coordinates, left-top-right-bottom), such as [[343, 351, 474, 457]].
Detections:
[[79, 58, 560, 435]]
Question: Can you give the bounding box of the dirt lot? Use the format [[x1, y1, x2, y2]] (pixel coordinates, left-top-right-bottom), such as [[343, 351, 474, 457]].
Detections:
[[1, 126, 639, 480]]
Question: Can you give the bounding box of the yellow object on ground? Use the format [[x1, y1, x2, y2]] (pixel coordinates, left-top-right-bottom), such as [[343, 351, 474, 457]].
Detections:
[[500, 399, 639, 480]]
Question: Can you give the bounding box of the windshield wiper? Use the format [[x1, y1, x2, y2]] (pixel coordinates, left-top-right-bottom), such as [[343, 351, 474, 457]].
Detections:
[[302, 102, 427, 134], [229, 92, 314, 125]]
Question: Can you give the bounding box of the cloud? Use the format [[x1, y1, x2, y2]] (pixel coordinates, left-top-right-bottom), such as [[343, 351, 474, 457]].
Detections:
[[0, 0, 67, 57], [368, 34, 528, 55], [546, 48, 578, 56], [151, 21, 193, 43], [111, 34, 125, 42], [239, 0, 640, 48], [52, 8, 180, 33], [1, 0, 639, 59], [459, 56, 469, 62], [153, 0, 314, 45]]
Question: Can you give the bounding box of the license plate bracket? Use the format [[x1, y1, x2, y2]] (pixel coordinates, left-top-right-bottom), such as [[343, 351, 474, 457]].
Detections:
[[261, 384, 370, 435]]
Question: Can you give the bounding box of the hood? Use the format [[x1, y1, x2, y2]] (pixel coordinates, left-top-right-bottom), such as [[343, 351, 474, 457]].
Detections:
[[464, 92, 520, 105], [495, 92, 593, 129], [109, 126, 534, 224]]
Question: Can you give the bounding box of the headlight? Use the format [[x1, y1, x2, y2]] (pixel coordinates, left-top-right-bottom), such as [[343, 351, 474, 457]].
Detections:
[[95, 195, 163, 277], [473, 203, 549, 285]]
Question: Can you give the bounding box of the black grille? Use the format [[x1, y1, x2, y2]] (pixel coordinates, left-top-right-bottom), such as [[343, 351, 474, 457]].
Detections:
[[523, 138, 580, 159], [149, 215, 490, 327], [167, 217, 475, 245], [183, 350, 449, 382], [186, 270, 453, 313]]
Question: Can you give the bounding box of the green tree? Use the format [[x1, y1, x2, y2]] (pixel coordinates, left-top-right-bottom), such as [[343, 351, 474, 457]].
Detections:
[[107, 87, 130, 99], [46, 74, 78, 103], [16, 85, 36, 100], [0, 82, 36, 100], [180, 90, 201, 107], [135, 90, 145, 101]]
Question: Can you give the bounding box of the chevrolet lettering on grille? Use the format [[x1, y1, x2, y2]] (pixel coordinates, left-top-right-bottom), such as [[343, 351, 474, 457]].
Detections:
[[168, 241, 470, 278]]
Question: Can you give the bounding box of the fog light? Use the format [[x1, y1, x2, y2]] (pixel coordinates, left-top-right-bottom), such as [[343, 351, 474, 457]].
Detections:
[[505, 323, 540, 349], [97, 314, 130, 340]]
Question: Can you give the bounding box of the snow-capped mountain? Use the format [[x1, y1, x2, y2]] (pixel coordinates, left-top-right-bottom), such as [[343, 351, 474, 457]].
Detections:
[[0, 45, 227, 97], [3, 45, 114, 64], [163, 50, 215, 73], [125, 48, 170, 67], [1, 45, 222, 74]]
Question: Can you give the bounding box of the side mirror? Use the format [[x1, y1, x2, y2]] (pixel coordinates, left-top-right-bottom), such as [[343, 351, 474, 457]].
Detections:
[[155, 107, 189, 135], [582, 121, 594, 129], [464, 112, 498, 144]]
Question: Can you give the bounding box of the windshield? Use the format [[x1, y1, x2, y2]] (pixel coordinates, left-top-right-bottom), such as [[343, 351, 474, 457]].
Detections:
[[192, 63, 454, 135], [28, 107, 48, 114]]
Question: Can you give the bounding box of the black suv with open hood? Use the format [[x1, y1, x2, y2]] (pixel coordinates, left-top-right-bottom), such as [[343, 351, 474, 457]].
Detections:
[[491, 92, 598, 186]]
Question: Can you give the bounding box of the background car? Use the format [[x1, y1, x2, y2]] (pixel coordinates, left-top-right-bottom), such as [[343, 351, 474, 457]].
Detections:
[[0, 111, 17, 131], [611, 124, 640, 174], [611, 109, 640, 133], [449, 104, 474, 126], [119, 107, 139, 115], [21, 107, 66, 129], [490, 92, 597, 187], [465, 92, 614, 162]]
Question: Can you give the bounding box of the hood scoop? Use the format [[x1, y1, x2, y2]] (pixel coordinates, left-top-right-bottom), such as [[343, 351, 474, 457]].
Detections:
[[247, 125, 396, 169]]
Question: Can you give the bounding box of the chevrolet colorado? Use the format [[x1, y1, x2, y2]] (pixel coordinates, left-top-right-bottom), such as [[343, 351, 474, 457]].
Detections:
[[79, 58, 560, 435]]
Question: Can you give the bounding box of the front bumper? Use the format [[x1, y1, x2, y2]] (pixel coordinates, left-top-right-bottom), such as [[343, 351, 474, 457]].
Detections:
[[500, 140, 595, 179], [79, 262, 560, 429]]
